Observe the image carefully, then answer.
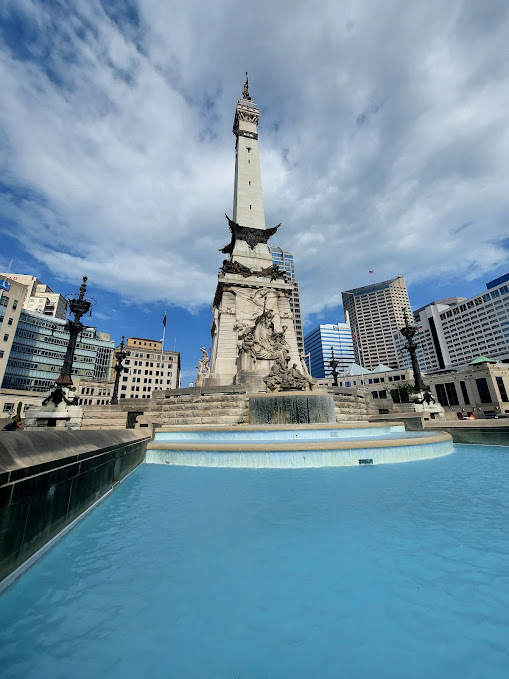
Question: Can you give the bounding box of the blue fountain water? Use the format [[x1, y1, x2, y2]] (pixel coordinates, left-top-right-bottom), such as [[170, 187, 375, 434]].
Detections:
[[1, 444, 508, 678]]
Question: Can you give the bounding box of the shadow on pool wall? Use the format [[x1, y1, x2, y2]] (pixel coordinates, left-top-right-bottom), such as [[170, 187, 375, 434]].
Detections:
[[0, 431, 149, 584]]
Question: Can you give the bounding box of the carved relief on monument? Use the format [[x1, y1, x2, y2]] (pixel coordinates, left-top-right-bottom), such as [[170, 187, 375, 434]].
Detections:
[[231, 291, 313, 391]]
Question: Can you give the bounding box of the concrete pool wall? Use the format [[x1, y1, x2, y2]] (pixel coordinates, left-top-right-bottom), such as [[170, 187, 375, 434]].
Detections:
[[0, 430, 149, 583]]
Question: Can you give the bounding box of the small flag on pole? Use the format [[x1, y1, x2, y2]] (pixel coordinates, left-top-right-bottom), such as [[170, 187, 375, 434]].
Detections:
[[369, 270, 374, 274], [162, 313, 167, 328]]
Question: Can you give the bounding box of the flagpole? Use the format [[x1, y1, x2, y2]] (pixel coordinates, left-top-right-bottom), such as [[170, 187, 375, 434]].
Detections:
[[161, 312, 166, 367]]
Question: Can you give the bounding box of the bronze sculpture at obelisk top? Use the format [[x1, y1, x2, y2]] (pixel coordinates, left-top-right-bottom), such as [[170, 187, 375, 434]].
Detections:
[[198, 76, 311, 392]]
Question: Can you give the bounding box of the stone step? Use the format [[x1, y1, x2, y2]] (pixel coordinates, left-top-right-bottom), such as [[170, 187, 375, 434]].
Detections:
[[161, 416, 244, 426], [162, 402, 247, 410], [163, 395, 248, 404], [161, 410, 246, 418]]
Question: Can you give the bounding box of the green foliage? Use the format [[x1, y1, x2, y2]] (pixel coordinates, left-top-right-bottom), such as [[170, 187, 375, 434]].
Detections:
[[12, 402, 22, 422], [390, 382, 414, 404]]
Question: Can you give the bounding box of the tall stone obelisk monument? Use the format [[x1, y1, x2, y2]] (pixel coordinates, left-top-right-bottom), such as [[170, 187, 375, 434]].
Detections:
[[201, 74, 310, 391]]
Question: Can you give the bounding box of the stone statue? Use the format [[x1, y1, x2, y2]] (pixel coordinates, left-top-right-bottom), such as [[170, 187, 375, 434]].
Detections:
[[286, 363, 314, 391], [271, 327, 291, 366], [252, 308, 276, 359], [196, 347, 210, 374], [264, 362, 283, 392], [239, 331, 256, 360]]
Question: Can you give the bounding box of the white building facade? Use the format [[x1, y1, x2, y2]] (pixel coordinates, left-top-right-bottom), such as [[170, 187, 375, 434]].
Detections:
[[412, 274, 509, 369], [120, 337, 180, 399]]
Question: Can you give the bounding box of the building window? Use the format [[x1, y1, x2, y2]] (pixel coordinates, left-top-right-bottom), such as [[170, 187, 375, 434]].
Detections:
[[435, 383, 459, 406], [475, 378, 491, 404], [459, 381, 470, 405], [496, 376, 508, 402], [3, 403, 14, 412], [3, 334, 8, 341]]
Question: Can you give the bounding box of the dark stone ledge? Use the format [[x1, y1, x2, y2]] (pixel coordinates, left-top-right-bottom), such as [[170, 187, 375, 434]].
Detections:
[[0, 431, 149, 584]]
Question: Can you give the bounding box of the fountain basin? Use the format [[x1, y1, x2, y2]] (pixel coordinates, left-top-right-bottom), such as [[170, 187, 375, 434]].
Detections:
[[149, 424, 453, 467]]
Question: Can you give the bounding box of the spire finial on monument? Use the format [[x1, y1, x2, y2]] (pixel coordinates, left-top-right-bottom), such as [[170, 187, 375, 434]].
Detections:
[[242, 71, 251, 100]]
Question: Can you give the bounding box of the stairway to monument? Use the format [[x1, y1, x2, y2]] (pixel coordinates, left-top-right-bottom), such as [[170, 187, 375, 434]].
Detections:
[[78, 390, 375, 430], [160, 393, 250, 427], [333, 392, 370, 422], [80, 406, 131, 430]]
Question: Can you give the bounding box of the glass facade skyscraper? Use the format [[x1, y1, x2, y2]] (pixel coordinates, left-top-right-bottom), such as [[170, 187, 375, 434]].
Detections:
[[1, 310, 114, 392], [269, 246, 304, 355], [304, 323, 355, 378]]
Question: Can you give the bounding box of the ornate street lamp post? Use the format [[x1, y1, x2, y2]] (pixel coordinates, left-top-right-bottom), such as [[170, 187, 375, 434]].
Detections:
[[55, 276, 93, 389], [111, 336, 127, 405], [329, 347, 340, 387], [399, 309, 426, 392]]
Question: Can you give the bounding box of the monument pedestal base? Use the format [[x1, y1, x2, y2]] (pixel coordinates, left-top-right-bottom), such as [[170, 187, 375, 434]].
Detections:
[[23, 385, 83, 430]]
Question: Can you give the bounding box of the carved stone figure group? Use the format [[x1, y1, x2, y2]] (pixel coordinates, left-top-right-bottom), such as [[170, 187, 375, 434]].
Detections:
[[264, 358, 314, 392], [235, 306, 313, 391]]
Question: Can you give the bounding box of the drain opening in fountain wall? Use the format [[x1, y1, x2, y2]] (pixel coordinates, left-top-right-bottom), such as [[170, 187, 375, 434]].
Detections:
[[359, 459, 373, 465]]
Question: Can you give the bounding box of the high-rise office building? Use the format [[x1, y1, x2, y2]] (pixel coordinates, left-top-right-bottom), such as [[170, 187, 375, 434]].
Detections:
[[304, 323, 354, 378], [342, 275, 412, 370], [269, 246, 304, 355], [411, 274, 509, 370]]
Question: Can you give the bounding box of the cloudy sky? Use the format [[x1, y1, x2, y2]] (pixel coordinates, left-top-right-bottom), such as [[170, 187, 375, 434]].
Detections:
[[1, 0, 508, 380]]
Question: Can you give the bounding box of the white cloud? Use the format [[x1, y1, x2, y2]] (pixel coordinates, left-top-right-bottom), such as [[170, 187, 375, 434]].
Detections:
[[1, 0, 508, 319]]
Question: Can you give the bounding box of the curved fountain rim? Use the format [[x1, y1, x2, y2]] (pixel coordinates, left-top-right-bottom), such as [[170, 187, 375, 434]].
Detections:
[[149, 430, 452, 452], [155, 422, 406, 433]]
